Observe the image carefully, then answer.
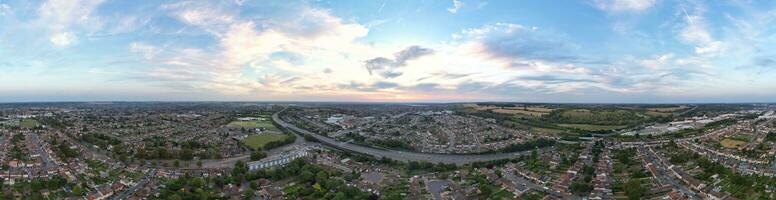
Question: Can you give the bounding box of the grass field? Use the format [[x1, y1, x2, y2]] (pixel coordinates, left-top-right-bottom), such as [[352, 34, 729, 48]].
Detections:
[[531, 127, 566, 134], [242, 133, 289, 150], [558, 123, 627, 131], [489, 189, 515, 199], [560, 109, 594, 118], [229, 120, 277, 130], [492, 109, 548, 116], [647, 106, 688, 112], [720, 138, 747, 148], [20, 119, 40, 128], [525, 107, 555, 112], [464, 104, 553, 117], [645, 111, 673, 117]]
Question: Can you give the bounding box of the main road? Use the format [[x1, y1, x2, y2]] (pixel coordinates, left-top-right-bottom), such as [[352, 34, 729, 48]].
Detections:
[[272, 109, 544, 165]]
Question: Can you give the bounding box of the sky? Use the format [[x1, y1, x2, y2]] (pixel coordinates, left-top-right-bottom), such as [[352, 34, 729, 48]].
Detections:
[[1, 0, 776, 103]]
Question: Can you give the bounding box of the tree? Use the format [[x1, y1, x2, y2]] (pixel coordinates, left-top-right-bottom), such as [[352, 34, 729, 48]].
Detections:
[[316, 171, 329, 182], [71, 185, 83, 197], [168, 194, 183, 200], [300, 170, 315, 183], [191, 177, 206, 189], [250, 151, 267, 161], [624, 179, 645, 200], [197, 160, 203, 168], [242, 189, 255, 200]]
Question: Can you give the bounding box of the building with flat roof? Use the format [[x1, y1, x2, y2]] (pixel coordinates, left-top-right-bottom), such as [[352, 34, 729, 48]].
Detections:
[[247, 149, 309, 171]]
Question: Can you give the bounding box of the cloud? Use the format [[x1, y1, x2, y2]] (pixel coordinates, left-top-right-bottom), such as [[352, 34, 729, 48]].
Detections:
[[416, 71, 475, 81], [593, 0, 656, 12], [0, 4, 10, 16], [460, 23, 579, 67], [129, 42, 158, 60], [447, 0, 464, 14], [127, 1, 372, 96], [38, 0, 105, 47], [675, 2, 723, 56], [49, 32, 77, 47], [737, 55, 776, 72], [364, 45, 434, 78]]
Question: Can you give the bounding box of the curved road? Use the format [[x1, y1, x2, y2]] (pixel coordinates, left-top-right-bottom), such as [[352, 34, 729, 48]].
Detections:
[[272, 110, 543, 165]]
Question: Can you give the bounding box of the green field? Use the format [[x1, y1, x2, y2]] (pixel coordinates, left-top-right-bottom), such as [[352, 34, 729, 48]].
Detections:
[[242, 133, 289, 150], [558, 124, 627, 131], [228, 119, 277, 130], [561, 109, 594, 118], [20, 119, 40, 128], [645, 111, 673, 117]]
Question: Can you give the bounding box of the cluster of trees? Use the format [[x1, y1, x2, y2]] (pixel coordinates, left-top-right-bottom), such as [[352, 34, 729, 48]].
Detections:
[[303, 134, 319, 142], [134, 147, 220, 160], [498, 138, 555, 153], [613, 148, 636, 166], [571, 141, 604, 195], [406, 161, 457, 172], [10, 134, 26, 160], [156, 176, 220, 199], [694, 157, 773, 199], [262, 134, 296, 150], [134, 137, 221, 160], [250, 150, 267, 161], [227, 159, 374, 200], [465, 168, 505, 199], [370, 139, 414, 151], [623, 179, 647, 200], [546, 109, 644, 125], [80, 133, 121, 149], [668, 149, 697, 165], [0, 176, 70, 199], [50, 139, 79, 161], [522, 151, 549, 174], [570, 164, 595, 194], [281, 162, 374, 200], [766, 131, 776, 142], [663, 143, 776, 199]]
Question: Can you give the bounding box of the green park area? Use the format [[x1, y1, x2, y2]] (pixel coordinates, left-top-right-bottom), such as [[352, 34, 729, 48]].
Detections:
[[228, 117, 277, 130], [230, 115, 294, 150], [242, 133, 290, 150], [20, 119, 40, 128], [558, 124, 628, 131]]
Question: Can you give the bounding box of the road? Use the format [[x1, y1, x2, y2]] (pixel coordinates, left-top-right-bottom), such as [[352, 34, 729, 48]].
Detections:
[[637, 146, 701, 200], [113, 168, 156, 200], [272, 109, 542, 165]]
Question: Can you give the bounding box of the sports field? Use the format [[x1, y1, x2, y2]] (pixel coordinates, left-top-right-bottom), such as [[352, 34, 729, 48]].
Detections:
[[720, 138, 746, 148], [228, 120, 276, 130], [242, 133, 289, 150], [20, 119, 40, 128]]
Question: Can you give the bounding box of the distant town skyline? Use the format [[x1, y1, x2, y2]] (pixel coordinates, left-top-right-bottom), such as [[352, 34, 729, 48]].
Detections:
[[2, 0, 776, 103]]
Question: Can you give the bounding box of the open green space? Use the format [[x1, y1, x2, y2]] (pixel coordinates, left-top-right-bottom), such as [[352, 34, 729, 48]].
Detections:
[[20, 119, 40, 128], [242, 133, 289, 150], [720, 138, 747, 148], [558, 123, 628, 131], [228, 119, 277, 130]]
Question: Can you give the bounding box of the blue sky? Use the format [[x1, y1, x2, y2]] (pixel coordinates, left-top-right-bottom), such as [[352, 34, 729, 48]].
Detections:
[[1, 0, 776, 103]]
